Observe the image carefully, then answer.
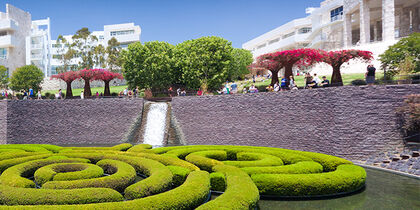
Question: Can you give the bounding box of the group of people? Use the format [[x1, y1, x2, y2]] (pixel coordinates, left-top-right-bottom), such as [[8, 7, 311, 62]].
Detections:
[[118, 87, 140, 98], [304, 73, 330, 89]]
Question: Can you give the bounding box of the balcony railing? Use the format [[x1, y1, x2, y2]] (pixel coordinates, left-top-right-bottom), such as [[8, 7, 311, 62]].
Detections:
[[31, 44, 43, 49], [31, 54, 43, 59], [331, 14, 343, 22]]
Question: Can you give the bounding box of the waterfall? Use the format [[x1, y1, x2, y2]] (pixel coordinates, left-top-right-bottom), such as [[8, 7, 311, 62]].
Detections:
[[142, 103, 168, 146]]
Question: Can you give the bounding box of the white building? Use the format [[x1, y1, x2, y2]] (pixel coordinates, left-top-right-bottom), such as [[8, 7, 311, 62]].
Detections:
[[26, 18, 52, 77], [50, 23, 141, 76], [0, 4, 31, 77], [243, 0, 420, 74]]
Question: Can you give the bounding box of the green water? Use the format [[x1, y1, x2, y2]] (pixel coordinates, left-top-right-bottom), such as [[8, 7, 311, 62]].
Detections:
[[257, 168, 420, 210]]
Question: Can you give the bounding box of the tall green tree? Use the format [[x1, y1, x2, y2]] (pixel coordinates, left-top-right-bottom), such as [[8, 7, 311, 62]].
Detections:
[[9, 65, 44, 92], [122, 41, 175, 90], [0, 65, 8, 88], [93, 44, 106, 68], [380, 32, 420, 76], [106, 37, 122, 72], [174, 36, 234, 91], [56, 35, 76, 73], [229, 48, 253, 81], [72, 28, 98, 70]]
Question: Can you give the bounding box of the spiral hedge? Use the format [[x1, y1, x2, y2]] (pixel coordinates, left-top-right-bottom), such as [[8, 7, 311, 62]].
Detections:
[[0, 143, 366, 209]]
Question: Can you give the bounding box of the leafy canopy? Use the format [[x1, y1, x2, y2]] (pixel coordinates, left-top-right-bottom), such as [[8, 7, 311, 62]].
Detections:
[[380, 32, 420, 75], [0, 65, 8, 88], [9, 65, 44, 92], [122, 41, 175, 90]]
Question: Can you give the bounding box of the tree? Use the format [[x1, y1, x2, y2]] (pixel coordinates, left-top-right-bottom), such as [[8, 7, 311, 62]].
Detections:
[[78, 69, 101, 97], [255, 54, 284, 85], [9, 65, 44, 92], [72, 28, 98, 70], [56, 35, 76, 73], [96, 70, 123, 96], [106, 37, 122, 72], [321, 50, 373, 86], [256, 49, 323, 85], [174, 36, 234, 91], [0, 65, 8, 88], [122, 41, 175, 90], [51, 71, 80, 98], [229, 48, 253, 81], [93, 44, 106, 68], [380, 33, 420, 76]]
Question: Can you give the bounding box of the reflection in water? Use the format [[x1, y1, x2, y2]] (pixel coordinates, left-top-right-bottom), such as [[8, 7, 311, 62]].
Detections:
[[143, 103, 168, 146], [256, 168, 420, 209]]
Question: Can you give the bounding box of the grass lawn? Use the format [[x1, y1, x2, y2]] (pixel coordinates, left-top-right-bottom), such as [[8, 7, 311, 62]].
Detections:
[[235, 72, 383, 91], [43, 85, 128, 97]]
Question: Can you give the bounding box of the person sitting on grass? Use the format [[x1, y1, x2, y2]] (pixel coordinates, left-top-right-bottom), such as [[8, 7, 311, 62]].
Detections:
[[266, 85, 274, 92], [273, 82, 280, 92], [249, 84, 258, 93], [321, 76, 330, 87], [280, 76, 288, 91]]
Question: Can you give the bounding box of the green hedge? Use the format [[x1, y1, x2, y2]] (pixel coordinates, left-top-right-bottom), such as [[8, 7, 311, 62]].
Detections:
[[42, 159, 136, 193], [0, 144, 61, 153], [3, 171, 210, 209], [34, 163, 104, 186], [126, 144, 153, 153], [241, 161, 323, 175], [251, 164, 366, 196], [210, 172, 226, 192], [197, 165, 259, 210], [167, 166, 190, 187], [223, 152, 284, 168], [0, 158, 90, 188], [185, 150, 226, 171]]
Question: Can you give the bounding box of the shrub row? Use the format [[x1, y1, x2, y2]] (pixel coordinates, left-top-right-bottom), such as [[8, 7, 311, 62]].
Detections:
[[56, 153, 174, 199], [241, 161, 323, 175], [223, 152, 284, 168], [34, 163, 104, 186], [197, 165, 259, 210], [3, 171, 210, 209], [42, 159, 137, 193], [209, 172, 226, 192], [0, 144, 62, 153], [185, 150, 226, 171], [251, 164, 366, 196], [0, 157, 89, 188], [64, 143, 133, 152]]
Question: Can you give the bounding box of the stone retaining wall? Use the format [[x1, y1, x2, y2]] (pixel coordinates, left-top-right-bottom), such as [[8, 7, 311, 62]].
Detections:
[[5, 99, 143, 145], [171, 84, 420, 160]]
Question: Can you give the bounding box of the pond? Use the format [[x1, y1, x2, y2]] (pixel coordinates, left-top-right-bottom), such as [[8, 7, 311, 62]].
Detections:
[[255, 168, 420, 209]]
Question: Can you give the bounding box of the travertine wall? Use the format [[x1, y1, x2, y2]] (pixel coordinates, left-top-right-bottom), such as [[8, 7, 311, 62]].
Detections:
[[171, 84, 420, 160], [6, 99, 143, 145], [0, 101, 6, 144]]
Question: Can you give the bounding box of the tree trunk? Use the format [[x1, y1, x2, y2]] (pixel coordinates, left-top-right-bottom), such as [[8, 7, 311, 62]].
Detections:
[[284, 64, 293, 86], [84, 79, 92, 97], [104, 80, 110, 96], [331, 65, 343, 86], [270, 70, 279, 86], [66, 81, 73, 98]]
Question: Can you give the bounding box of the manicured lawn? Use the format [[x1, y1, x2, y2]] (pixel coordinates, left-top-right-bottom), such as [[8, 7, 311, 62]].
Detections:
[[42, 85, 128, 97], [235, 72, 383, 91]]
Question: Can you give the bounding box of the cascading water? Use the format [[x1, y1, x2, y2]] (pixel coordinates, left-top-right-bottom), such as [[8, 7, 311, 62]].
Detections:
[[142, 103, 168, 146]]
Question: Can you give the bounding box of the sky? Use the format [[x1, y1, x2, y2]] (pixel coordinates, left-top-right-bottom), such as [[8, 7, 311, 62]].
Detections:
[[2, 0, 323, 48]]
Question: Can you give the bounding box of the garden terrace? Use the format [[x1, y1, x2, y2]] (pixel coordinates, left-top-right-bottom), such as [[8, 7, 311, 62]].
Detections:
[[0, 143, 367, 209]]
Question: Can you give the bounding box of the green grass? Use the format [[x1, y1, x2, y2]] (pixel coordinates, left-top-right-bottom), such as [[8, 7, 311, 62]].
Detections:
[[235, 72, 383, 91], [42, 85, 128, 97]]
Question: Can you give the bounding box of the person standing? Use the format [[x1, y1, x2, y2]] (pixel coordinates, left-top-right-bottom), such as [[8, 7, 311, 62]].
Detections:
[[37, 90, 42, 100], [23, 90, 28, 100], [29, 88, 34, 99], [80, 91, 84, 99], [58, 89, 63, 99], [365, 65, 376, 85]]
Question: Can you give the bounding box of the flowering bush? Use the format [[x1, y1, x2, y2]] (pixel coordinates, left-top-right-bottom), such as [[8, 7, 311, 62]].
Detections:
[[51, 71, 81, 98]]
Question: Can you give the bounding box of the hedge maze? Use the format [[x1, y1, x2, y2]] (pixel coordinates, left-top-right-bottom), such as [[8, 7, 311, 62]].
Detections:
[[0, 144, 366, 209]]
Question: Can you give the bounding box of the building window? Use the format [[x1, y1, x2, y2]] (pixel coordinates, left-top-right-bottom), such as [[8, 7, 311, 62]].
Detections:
[[257, 43, 267, 49], [268, 38, 280, 45], [282, 32, 295, 39], [52, 54, 63, 59], [52, 44, 62, 48], [298, 27, 312, 34], [331, 6, 343, 22], [110, 30, 135, 36], [99, 35, 104, 40], [0, 48, 7, 59]]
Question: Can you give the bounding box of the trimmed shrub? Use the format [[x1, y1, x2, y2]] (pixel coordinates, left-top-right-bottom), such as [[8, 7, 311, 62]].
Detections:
[[185, 150, 226, 171], [241, 161, 323, 175], [0, 154, 53, 173], [34, 163, 104, 186], [251, 164, 366, 196], [223, 152, 284, 168], [197, 165, 259, 210], [42, 159, 137, 192], [210, 172, 226, 192], [126, 144, 153, 153], [167, 166, 190, 187], [351, 79, 367, 86]]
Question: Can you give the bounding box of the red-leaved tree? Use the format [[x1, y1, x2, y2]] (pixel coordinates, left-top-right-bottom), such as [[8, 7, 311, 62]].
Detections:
[[254, 55, 284, 85], [78, 69, 102, 97], [51, 71, 80, 98], [321, 50, 373, 86], [96, 70, 123, 96], [256, 49, 324, 85]]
